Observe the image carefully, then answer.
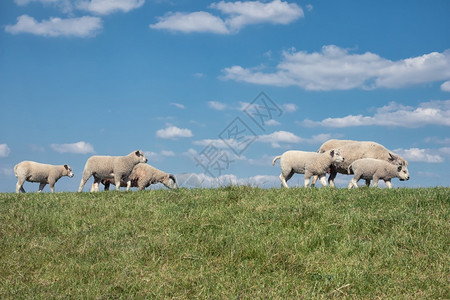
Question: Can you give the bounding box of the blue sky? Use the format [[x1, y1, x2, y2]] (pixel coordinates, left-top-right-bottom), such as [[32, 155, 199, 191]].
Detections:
[[1, 0, 449, 192]]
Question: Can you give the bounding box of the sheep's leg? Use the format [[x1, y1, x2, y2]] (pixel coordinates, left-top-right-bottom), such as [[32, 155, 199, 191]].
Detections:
[[304, 172, 313, 188], [311, 175, 318, 187], [104, 181, 110, 191], [365, 179, 371, 187], [318, 175, 328, 187], [328, 167, 337, 188], [372, 178, 379, 188], [348, 176, 359, 189], [91, 177, 101, 192], [279, 173, 289, 188], [114, 175, 122, 191], [49, 181, 56, 193], [38, 182, 46, 193], [78, 172, 91, 192], [16, 178, 26, 193], [385, 180, 392, 189], [126, 181, 132, 191]]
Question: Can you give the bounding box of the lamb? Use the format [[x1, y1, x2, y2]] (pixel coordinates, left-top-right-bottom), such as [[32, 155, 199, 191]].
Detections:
[[312, 139, 408, 187], [100, 163, 178, 191], [14, 161, 74, 193], [78, 150, 148, 192], [347, 158, 410, 189], [272, 149, 344, 188]]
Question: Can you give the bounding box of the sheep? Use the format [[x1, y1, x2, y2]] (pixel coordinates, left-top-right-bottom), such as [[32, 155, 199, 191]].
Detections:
[[347, 158, 410, 189], [14, 161, 74, 193], [78, 150, 148, 192], [272, 149, 344, 188], [312, 139, 408, 187], [100, 163, 178, 191]]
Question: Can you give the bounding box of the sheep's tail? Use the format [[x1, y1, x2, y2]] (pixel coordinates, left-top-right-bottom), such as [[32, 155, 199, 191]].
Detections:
[[272, 156, 281, 166], [347, 164, 353, 175], [14, 164, 19, 178]]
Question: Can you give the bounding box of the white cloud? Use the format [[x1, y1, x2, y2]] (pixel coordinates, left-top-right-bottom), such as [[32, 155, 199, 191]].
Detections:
[[394, 148, 444, 163], [265, 119, 280, 126], [0, 144, 11, 157], [156, 126, 193, 139], [210, 0, 304, 32], [222, 45, 450, 90], [170, 103, 185, 109], [5, 15, 102, 37], [208, 101, 227, 110], [304, 100, 450, 128], [176, 172, 280, 188], [77, 0, 145, 15], [0, 167, 14, 176], [161, 150, 175, 156], [282, 103, 298, 113], [14, 0, 73, 12], [51, 141, 95, 154], [150, 11, 229, 34], [150, 0, 303, 34], [441, 81, 450, 92], [257, 131, 331, 148]]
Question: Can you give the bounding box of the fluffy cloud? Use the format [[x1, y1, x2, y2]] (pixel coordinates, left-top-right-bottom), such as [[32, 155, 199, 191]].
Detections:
[[51, 141, 95, 154], [150, 11, 229, 34], [208, 101, 228, 111], [304, 100, 450, 128], [257, 131, 331, 148], [222, 45, 450, 90], [170, 103, 185, 109], [441, 81, 450, 92], [156, 126, 193, 139], [176, 172, 280, 188], [0, 144, 11, 157], [394, 148, 444, 163], [77, 0, 145, 15], [150, 0, 303, 34], [5, 15, 102, 37]]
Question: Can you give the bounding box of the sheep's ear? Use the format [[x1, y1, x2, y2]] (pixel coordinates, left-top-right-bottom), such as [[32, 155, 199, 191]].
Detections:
[[135, 150, 140, 156], [389, 153, 396, 161], [330, 150, 335, 157], [169, 174, 177, 183], [397, 165, 402, 172], [64, 164, 69, 170]]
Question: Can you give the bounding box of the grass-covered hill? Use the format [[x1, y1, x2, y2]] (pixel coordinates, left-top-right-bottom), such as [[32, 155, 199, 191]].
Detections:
[[1, 187, 449, 298]]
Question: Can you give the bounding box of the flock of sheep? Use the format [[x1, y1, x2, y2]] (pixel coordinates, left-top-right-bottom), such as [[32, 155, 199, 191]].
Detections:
[[13, 139, 410, 193]]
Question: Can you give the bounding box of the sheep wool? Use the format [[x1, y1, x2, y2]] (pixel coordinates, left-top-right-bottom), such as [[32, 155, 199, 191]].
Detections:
[[273, 149, 344, 188], [101, 163, 178, 191], [348, 158, 410, 189], [14, 161, 74, 193], [313, 139, 408, 187], [78, 150, 148, 192]]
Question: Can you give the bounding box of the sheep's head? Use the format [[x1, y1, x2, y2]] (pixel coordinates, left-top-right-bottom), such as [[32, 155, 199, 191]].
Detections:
[[165, 174, 178, 189], [64, 164, 74, 177], [397, 165, 410, 181], [134, 150, 148, 163], [330, 149, 344, 163]]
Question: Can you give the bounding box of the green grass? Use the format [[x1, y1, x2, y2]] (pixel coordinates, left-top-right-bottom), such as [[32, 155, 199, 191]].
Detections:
[[1, 187, 449, 299]]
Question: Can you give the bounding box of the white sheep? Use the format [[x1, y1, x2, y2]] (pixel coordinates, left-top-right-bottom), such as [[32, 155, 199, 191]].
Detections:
[[272, 149, 344, 188], [347, 158, 410, 189], [78, 150, 148, 192], [14, 161, 74, 193], [312, 139, 408, 187], [100, 163, 178, 191]]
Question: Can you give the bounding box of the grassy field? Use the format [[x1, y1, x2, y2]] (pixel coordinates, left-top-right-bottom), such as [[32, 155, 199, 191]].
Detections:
[[0, 187, 449, 299]]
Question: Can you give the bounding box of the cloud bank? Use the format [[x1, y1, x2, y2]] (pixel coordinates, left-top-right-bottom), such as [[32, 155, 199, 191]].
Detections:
[[156, 126, 193, 139], [0, 144, 11, 157], [5, 15, 102, 37], [303, 100, 450, 128], [51, 141, 95, 154], [150, 0, 304, 34], [222, 45, 450, 91]]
